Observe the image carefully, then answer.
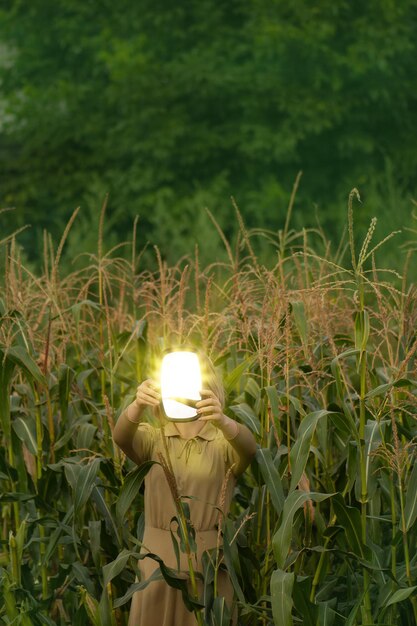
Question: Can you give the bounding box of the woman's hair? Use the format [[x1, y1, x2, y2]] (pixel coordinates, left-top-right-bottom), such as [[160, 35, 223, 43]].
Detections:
[[198, 352, 225, 409]]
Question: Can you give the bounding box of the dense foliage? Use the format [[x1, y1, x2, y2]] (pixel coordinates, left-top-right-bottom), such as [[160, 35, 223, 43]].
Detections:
[[1, 198, 417, 625], [1, 1, 417, 266]]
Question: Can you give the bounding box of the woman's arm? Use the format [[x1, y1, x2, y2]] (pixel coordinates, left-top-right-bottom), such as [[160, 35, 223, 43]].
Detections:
[[113, 379, 160, 465], [197, 389, 257, 475], [220, 419, 257, 475]]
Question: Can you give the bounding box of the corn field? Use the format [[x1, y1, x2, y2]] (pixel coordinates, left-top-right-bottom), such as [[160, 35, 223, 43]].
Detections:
[[1, 191, 417, 625]]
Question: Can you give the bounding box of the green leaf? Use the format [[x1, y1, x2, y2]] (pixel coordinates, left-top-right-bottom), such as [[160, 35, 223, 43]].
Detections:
[[365, 378, 414, 399], [5, 345, 46, 385], [273, 492, 331, 568], [229, 403, 261, 435], [12, 416, 37, 455], [354, 310, 370, 353], [332, 494, 371, 560], [255, 447, 285, 515], [91, 485, 122, 548], [58, 364, 75, 421], [355, 419, 385, 502], [223, 355, 255, 394], [385, 585, 417, 608], [289, 411, 330, 492], [270, 568, 294, 626], [78, 585, 101, 626], [264, 386, 306, 424], [42, 506, 74, 565], [404, 459, 417, 530], [223, 519, 245, 603], [293, 577, 317, 625], [291, 300, 308, 345], [211, 596, 232, 626], [0, 492, 35, 502], [115, 461, 155, 524], [113, 569, 163, 608], [67, 458, 101, 515], [103, 549, 134, 586], [330, 349, 359, 406], [88, 521, 102, 570], [316, 602, 336, 626], [345, 586, 367, 626], [75, 423, 97, 451], [245, 376, 261, 400]]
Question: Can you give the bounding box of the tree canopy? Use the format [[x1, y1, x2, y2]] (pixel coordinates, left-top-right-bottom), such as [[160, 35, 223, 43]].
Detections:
[[1, 0, 417, 265]]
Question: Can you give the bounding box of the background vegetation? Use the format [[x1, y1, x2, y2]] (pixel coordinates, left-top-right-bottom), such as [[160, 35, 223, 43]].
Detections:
[[1, 2, 417, 624], [1, 197, 417, 624], [1, 1, 417, 268]]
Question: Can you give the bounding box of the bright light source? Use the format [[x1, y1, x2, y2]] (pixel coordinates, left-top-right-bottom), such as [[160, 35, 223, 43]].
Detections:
[[160, 351, 202, 421]]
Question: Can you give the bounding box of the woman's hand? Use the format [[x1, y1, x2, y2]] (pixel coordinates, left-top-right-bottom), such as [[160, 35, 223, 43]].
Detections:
[[196, 389, 239, 440], [135, 379, 160, 409]]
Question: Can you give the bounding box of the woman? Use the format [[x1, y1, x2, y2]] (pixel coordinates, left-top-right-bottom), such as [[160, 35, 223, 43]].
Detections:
[[113, 354, 257, 626]]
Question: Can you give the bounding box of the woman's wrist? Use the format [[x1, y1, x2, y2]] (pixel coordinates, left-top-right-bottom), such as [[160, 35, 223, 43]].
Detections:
[[125, 400, 144, 423], [219, 416, 239, 440]]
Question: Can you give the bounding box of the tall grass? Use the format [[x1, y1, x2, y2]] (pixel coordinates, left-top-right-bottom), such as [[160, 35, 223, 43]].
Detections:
[[0, 193, 417, 625]]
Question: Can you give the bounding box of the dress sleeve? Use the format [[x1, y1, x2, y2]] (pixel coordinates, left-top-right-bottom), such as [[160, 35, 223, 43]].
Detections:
[[131, 423, 156, 464]]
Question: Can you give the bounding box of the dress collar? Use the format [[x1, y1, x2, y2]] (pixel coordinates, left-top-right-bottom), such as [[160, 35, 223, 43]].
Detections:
[[163, 421, 217, 441]]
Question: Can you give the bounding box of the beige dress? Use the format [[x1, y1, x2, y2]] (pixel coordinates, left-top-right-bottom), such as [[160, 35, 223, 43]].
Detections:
[[128, 421, 239, 626]]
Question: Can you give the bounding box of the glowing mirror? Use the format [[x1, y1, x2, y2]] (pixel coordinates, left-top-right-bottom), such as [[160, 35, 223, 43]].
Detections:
[[160, 351, 202, 421]]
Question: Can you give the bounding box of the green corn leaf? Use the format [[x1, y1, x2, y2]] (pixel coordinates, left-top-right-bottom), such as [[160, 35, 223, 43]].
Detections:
[[72, 561, 95, 595], [264, 386, 306, 421], [223, 355, 255, 394], [58, 364, 75, 421], [0, 355, 16, 441], [2, 572, 19, 621], [222, 519, 245, 603], [98, 585, 113, 626], [404, 459, 417, 530], [78, 585, 101, 626], [115, 461, 155, 524], [355, 419, 385, 502], [91, 485, 122, 548], [316, 602, 336, 626], [0, 492, 35, 502], [365, 377, 414, 399], [4, 345, 46, 385], [103, 548, 135, 586], [289, 410, 330, 492], [113, 568, 163, 608], [329, 411, 356, 440], [273, 492, 332, 568], [65, 458, 101, 515], [245, 376, 261, 400], [76, 423, 97, 450], [354, 310, 370, 353], [12, 416, 37, 455], [42, 506, 74, 565], [385, 585, 417, 608], [229, 403, 261, 435], [293, 577, 317, 625], [255, 447, 285, 515], [344, 586, 367, 626], [211, 596, 232, 626], [332, 494, 371, 560], [270, 568, 294, 626], [265, 385, 280, 416], [88, 521, 102, 570], [291, 300, 308, 345], [330, 349, 359, 402]]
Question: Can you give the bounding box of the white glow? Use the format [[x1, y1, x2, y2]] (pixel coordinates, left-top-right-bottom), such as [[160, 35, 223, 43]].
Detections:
[[160, 351, 201, 420]]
